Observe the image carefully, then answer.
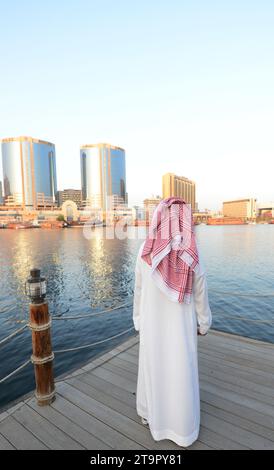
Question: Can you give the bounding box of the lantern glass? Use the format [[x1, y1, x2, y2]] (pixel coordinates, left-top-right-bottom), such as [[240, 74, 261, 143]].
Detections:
[[28, 280, 47, 298], [25, 270, 47, 303]]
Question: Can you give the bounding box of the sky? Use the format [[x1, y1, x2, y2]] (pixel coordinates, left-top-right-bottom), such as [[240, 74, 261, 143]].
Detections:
[[0, 0, 274, 210]]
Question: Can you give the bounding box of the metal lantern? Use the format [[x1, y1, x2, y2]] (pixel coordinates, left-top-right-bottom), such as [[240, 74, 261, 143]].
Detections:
[[25, 268, 47, 304]]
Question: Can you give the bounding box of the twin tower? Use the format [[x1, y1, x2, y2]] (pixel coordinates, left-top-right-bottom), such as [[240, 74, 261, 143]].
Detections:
[[1, 137, 126, 210]]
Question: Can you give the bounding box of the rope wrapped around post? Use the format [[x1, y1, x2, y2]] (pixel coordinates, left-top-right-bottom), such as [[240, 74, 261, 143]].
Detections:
[[26, 269, 55, 406]]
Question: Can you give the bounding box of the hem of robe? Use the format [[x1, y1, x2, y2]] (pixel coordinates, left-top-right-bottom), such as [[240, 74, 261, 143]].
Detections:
[[149, 427, 200, 448], [136, 406, 200, 448]]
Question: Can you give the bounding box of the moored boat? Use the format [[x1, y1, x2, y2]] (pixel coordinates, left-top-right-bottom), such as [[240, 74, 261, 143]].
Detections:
[[207, 217, 247, 225], [6, 222, 34, 229]]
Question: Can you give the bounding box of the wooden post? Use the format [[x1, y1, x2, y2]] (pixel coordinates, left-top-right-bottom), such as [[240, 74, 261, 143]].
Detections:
[[29, 302, 55, 406]]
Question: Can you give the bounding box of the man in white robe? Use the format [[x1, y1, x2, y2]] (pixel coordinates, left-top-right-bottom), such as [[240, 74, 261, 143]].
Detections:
[[133, 197, 212, 448]]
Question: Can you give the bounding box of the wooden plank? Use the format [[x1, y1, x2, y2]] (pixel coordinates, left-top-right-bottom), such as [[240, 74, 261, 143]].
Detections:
[[50, 395, 145, 450], [68, 374, 248, 449], [65, 376, 210, 448], [200, 339, 274, 368], [199, 371, 274, 405], [97, 353, 274, 419], [67, 375, 185, 451], [57, 382, 181, 450], [198, 349, 274, 377], [90, 365, 136, 393], [196, 425, 245, 450], [13, 404, 84, 450], [2, 329, 273, 451], [84, 366, 274, 445], [198, 355, 274, 389], [200, 384, 274, 428], [71, 370, 268, 449], [0, 432, 15, 450], [200, 377, 274, 418], [208, 329, 272, 345], [0, 412, 9, 424], [27, 397, 109, 450], [108, 355, 138, 374], [207, 330, 274, 354], [124, 348, 138, 358], [186, 439, 212, 450], [81, 355, 114, 372], [63, 368, 86, 379], [200, 388, 274, 431], [200, 346, 273, 373], [199, 350, 274, 385], [81, 372, 137, 408], [101, 361, 137, 381], [63, 380, 212, 451], [83, 353, 274, 432], [67, 376, 138, 423], [116, 351, 138, 365], [131, 335, 274, 365], [108, 338, 139, 357], [0, 416, 48, 450], [112, 335, 139, 349], [0, 403, 24, 421], [79, 338, 138, 372], [201, 401, 274, 443], [131, 334, 274, 372], [200, 410, 274, 449], [133, 333, 274, 373], [205, 332, 274, 359], [200, 368, 274, 400], [90, 351, 274, 422]]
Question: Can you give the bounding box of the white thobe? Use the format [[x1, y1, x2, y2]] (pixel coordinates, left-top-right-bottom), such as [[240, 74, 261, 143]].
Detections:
[[133, 243, 212, 447]]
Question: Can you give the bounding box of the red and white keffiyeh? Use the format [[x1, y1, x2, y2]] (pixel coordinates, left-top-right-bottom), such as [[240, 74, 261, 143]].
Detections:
[[141, 197, 199, 304]]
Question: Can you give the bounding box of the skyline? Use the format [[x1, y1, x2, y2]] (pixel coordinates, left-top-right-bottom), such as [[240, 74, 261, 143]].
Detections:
[[0, 1, 274, 210], [0, 134, 271, 211]]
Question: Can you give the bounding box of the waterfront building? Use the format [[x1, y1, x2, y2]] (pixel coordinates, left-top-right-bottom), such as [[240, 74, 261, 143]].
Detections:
[[193, 210, 211, 224], [133, 205, 146, 221], [80, 143, 127, 212], [57, 189, 82, 208], [107, 205, 135, 225], [61, 200, 79, 222], [256, 202, 274, 220], [162, 173, 196, 210], [223, 198, 257, 220], [143, 196, 162, 223], [1, 136, 57, 209]]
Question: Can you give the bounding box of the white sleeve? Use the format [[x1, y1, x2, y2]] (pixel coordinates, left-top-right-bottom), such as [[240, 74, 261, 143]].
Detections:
[[193, 253, 212, 335], [133, 255, 142, 332]]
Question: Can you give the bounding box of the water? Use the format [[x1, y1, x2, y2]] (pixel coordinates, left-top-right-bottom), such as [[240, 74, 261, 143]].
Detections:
[[0, 224, 274, 409]]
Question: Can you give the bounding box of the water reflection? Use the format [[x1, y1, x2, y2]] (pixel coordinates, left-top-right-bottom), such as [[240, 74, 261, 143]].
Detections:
[[0, 225, 274, 410]]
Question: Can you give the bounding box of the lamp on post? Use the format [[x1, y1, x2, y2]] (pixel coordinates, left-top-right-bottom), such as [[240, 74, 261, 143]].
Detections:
[[26, 269, 55, 406], [25, 269, 47, 303]]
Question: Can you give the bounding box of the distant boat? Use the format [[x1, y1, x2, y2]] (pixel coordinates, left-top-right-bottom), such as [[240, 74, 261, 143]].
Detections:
[[7, 222, 33, 229], [40, 221, 64, 229], [207, 218, 247, 226]]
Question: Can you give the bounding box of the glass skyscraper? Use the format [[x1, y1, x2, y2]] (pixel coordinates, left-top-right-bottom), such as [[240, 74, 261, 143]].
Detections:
[[1, 136, 57, 209], [80, 143, 126, 211]]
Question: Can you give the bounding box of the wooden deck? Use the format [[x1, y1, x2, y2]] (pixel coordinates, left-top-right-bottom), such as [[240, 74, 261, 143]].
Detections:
[[1, 329, 274, 450]]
